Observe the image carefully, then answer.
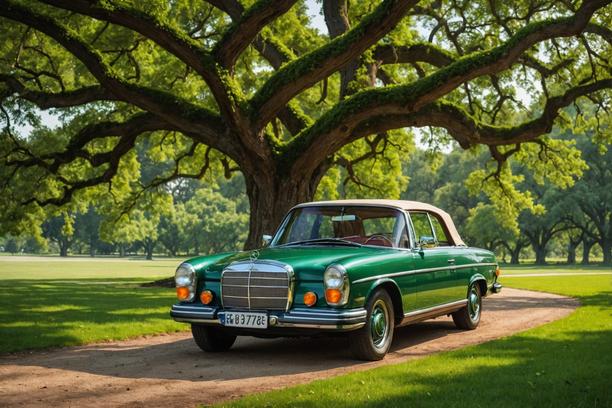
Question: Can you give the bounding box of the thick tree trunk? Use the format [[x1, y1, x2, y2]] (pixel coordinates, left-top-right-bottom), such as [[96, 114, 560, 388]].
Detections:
[[567, 245, 577, 264], [602, 240, 612, 265], [510, 247, 521, 264], [145, 239, 154, 260], [243, 168, 324, 250], [59, 243, 68, 257], [534, 245, 547, 265], [119, 244, 126, 258], [582, 240, 595, 264]]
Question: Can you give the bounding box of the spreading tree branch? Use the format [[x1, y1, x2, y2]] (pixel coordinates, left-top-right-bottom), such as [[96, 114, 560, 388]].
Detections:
[[287, 78, 611, 177], [214, 0, 297, 69], [283, 1, 610, 172], [0, 1, 240, 159], [250, 0, 419, 130], [35, 0, 239, 123], [1, 74, 116, 108]]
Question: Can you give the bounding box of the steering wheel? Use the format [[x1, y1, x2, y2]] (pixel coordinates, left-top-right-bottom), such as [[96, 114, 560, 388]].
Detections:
[[364, 234, 394, 246]]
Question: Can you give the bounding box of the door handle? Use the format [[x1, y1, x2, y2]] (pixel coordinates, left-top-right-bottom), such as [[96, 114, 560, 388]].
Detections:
[[447, 259, 455, 263]]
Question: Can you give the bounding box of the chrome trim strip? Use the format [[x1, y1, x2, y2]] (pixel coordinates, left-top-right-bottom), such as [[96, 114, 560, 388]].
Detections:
[[172, 305, 216, 312], [403, 299, 467, 318], [279, 315, 364, 322], [223, 284, 288, 288], [352, 262, 498, 284], [274, 322, 365, 330], [289, 308, 367, 317], [173, 317, 219, 324]]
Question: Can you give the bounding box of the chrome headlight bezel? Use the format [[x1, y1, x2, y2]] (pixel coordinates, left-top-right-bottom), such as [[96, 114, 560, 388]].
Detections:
[[175, 262, 197, 302], [324, 264, 349, 306]]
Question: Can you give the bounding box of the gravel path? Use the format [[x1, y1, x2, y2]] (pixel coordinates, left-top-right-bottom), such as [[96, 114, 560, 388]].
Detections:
[[0, 288, 578, 408]]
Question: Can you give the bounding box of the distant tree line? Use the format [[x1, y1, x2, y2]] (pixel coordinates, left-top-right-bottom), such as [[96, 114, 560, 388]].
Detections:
[[0, 176, 249, 259]]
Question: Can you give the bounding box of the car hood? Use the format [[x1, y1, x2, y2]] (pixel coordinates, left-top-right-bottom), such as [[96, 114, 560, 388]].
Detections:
[[187, 245, 393, 281]]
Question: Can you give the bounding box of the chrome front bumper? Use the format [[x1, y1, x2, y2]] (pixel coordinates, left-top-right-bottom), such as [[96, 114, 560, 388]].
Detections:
[[170, 304, 367, 330]]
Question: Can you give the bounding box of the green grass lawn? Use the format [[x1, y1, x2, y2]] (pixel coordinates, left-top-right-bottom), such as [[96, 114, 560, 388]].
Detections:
[[500, 264, 612, 275], [219, 270, 612, 408], [0, 257, 185, 353]]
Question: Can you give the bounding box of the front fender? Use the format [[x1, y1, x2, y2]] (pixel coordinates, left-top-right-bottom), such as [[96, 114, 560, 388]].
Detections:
[[469, 273, 488, 296], [362, 278, 404, 320]]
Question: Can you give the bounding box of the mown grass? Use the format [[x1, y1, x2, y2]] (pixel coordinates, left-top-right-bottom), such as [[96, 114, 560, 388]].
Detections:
[[218, 272, 612, 408], [0, 257, 184, 353], [500, 264, 612, 275], [0, 256, 180, 279]]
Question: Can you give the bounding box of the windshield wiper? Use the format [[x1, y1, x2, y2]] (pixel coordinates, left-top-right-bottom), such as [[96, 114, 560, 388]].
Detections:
[[280, 238, 363, 247]]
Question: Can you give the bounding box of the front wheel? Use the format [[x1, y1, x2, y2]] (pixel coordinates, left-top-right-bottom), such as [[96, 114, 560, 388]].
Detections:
[[350, 288, 395, 361], [191, 324, 237, 352], [452, 283, 482, 330]]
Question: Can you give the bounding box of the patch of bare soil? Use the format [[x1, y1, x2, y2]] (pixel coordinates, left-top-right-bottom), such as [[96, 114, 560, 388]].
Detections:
[[0, 288, 578, 408]]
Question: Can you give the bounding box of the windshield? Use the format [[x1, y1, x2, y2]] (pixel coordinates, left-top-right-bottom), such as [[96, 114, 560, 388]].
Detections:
[[273, 206, 409, 248]]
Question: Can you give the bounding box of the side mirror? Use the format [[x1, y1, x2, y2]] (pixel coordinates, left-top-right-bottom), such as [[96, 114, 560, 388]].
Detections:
[[262, 234, 272, 247], [419, 235, 436, 249]]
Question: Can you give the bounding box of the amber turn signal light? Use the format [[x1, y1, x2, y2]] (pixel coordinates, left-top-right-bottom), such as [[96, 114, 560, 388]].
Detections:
[[495, 267, 501, 277], [176, 286, 190, 301], [325, 288, 342, 304], [200, 290, 214, 305], [303, 291, 317, 307]]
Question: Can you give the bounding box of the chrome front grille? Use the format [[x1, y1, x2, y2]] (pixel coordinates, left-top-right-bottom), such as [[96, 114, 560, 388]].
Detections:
[[221, 260, 294, 311]]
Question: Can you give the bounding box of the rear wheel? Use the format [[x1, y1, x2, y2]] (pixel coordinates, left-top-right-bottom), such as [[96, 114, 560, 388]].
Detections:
[[350, 288, 395, 361], [191, 324, 237, 352], [452, 283, 482, 330]]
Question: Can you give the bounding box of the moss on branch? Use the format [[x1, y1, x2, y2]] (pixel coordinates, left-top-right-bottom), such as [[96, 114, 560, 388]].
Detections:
[[248, 0, 401, 117], [278, 13, 586, 166]]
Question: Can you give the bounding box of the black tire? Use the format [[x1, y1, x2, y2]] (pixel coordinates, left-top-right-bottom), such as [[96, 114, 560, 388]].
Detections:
[[191, 324, 237, 352], [350, 288, 395, 361], [452, 283, 482, 330]]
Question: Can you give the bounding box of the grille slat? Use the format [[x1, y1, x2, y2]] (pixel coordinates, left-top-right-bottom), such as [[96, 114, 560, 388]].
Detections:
[[221, 261, 292, 311]]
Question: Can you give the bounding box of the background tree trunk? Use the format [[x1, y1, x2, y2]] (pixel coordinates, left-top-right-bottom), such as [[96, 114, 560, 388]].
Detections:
[[567, 243, 577, 264], [59, 242, 68, 257], [534, 245, 547, 265], [145, 239, 154, 260], [602, 240, 611, 265], [582, 240, 595, 264]]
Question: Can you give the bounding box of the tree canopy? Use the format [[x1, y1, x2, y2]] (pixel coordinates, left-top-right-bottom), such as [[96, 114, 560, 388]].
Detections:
[[0, 0, 610, 248]]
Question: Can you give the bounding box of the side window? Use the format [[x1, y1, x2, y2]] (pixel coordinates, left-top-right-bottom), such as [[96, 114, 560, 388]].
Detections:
[[429, 214, 450, 246], [410, 212, 434, 242]]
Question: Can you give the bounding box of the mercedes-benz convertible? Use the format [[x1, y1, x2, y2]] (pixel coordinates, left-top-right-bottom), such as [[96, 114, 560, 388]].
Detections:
[[170, 199, 502, 360]]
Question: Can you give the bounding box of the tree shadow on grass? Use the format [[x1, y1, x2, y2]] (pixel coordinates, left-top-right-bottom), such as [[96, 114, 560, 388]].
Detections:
[[245, 328, 612, 408], [0, 279, 178, 353]]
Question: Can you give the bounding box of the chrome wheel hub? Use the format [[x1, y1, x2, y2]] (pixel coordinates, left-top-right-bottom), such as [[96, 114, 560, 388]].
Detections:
[[468, 288, 481, 321], [370, 300, 389, 348]]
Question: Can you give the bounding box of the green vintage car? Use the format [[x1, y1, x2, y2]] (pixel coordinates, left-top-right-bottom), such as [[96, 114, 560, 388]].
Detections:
[[171, 199, 502, 360]]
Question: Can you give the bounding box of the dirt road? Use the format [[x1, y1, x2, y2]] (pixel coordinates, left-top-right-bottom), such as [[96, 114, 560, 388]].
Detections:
[[0, 288, 578, 408]]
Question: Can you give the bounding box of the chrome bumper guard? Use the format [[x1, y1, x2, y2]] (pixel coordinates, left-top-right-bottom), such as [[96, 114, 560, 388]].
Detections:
[[170, 304, 367, 330]]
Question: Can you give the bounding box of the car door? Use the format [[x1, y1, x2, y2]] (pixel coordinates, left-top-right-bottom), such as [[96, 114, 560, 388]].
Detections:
[[408, 211, 457, 309], [428, 212, 466, 301]]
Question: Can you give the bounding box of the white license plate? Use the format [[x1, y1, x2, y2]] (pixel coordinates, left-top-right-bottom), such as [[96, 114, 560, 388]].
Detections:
[[222, 311, 268, 329]]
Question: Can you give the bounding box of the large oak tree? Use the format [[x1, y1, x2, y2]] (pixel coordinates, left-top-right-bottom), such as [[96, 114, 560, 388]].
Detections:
[[1, 0, 610, 248]]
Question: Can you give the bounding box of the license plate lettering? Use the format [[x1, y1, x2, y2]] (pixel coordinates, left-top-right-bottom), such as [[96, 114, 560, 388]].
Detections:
[[222, 311, 268, 329]]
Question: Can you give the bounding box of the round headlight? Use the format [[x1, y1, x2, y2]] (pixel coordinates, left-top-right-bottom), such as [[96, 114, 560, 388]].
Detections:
[[175, 263, 195, 286], [174, 263, 197, 302], [324, 264, 349, 306], [324, 265, 345, 289]]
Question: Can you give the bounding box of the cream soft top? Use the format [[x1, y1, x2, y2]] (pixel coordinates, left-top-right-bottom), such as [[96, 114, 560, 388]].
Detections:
[[295, 199, 466, 246]]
